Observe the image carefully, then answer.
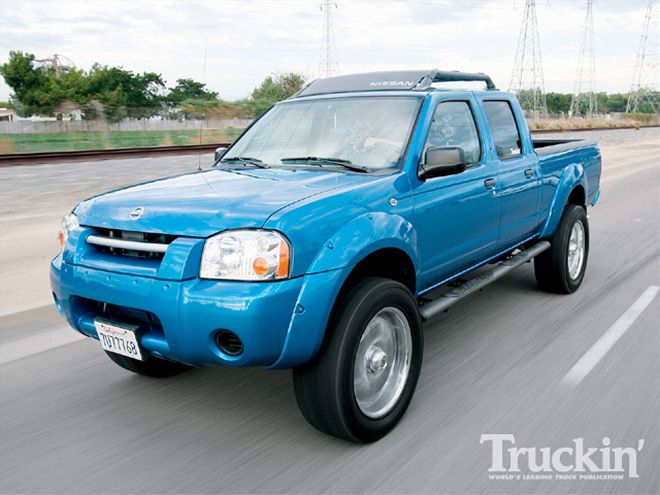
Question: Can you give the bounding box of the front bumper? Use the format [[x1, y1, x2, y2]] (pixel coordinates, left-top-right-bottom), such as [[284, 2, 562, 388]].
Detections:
[[50, 253, 305, 367]]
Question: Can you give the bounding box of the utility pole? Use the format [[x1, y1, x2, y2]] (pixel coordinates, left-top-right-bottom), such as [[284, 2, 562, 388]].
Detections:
[[570, 0, 598, 117], [626, 0, 659, 114], [320, 0, 338, 77], [509, 0, 547, 118]]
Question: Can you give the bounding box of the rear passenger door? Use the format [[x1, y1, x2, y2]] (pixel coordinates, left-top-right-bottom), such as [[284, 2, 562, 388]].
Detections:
[[412, 97, 501, 292], [482, 99, 541, 248]]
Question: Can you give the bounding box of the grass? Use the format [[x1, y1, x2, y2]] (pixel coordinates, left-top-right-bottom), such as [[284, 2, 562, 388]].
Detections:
[[528, 115, 660, 131], [0, 128, 244, 154]]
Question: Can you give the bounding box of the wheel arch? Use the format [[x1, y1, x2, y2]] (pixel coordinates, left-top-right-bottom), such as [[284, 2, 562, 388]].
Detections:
[[268, 216, 420, 370], [540, 165, 588, 238], [567, 184, 586, 207]]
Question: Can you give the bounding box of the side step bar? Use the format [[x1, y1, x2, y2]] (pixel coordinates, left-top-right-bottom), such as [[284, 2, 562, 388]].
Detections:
[[419, 241, 551, 322]]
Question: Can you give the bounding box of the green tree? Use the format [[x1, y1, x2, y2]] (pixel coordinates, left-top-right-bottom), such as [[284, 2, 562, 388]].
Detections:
[[0, 52, 166, 119], [249, 72, 305, 115], [85, 65, 165, 119], [545, 92, 572, 115], [166, 78, 218, 106], [599, 93, 628, 113], [0, 51, 54, 115]]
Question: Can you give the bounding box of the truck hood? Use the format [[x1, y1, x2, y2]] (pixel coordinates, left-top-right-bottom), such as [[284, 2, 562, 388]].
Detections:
[[75, 167, 367, 237]]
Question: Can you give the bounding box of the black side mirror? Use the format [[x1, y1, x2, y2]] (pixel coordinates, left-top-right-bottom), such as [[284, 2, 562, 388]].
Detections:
[[419, 146, 467, 179], [214, 147, 228, 162]]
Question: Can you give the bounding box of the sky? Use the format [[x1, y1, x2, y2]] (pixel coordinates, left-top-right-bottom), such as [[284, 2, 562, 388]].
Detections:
[[0, 0, 655, 101]]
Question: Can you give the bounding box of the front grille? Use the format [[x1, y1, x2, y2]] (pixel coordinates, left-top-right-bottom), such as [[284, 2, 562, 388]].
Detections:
[[88, 228, 176, 259], [72, 296, 164, 334]]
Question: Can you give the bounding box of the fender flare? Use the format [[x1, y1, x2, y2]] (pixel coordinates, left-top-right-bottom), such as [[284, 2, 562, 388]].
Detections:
[[307, 211, 419, 274], [267, 212, 419, 369], [539, 164, 587, 239]]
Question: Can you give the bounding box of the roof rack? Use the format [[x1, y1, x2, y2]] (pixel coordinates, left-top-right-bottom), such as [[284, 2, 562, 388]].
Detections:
[[292, 69, 497, 98]]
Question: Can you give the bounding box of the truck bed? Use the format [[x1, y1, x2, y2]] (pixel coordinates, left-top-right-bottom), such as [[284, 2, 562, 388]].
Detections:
[[532, 137, 602, 214], [532, 138, 598, 157]]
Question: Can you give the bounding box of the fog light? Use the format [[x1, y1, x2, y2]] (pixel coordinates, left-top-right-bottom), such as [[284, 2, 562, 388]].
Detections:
[[215, 330, 244, 356]]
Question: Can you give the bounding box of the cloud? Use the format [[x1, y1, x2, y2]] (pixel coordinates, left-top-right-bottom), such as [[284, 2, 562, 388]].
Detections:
[[0, 0, 653, 101]]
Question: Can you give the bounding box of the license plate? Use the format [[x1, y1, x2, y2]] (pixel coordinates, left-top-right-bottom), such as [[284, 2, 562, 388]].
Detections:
[[94, 319, 144, 361]]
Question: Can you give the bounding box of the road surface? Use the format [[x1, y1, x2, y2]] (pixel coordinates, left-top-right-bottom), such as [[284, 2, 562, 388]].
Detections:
[[0, 129, 658, 493]]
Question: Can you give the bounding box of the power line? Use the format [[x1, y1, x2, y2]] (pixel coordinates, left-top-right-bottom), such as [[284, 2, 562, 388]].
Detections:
[[509, 0, 548, 118], [320, 0, 338, 77], [570, 0, 598, 117], [626, 0, 659, 113]]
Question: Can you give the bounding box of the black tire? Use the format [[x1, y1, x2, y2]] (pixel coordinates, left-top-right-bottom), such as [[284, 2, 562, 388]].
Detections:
[[534, 204, 589, 294], [293, 277, 423, 443], [105, 351, 192, 378]]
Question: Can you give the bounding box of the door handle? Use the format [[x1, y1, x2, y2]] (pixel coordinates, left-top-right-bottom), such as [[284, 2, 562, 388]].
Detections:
[[524, 168, 534, 178], [484, 178, 497, 189]]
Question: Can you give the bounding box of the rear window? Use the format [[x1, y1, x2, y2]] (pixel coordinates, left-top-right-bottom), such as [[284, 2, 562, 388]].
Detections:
[[483, 101, 522, 160]]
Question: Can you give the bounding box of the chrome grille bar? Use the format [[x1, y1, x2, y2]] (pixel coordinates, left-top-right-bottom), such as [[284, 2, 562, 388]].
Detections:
[[86, 235, 169, 253]]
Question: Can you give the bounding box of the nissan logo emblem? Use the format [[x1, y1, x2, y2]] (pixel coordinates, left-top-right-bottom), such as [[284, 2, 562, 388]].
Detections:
[[129, 207, 144, 220]]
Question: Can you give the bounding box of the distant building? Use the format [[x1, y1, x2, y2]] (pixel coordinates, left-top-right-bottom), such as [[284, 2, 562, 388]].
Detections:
[[0, 108, 16, 121]]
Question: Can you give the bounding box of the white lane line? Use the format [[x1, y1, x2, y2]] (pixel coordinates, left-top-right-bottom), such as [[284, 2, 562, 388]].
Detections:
[[0, 326, 85, 365], [560, 285, 660, 389], [601, 161, 659, 184], [0, 301, 53, 318]]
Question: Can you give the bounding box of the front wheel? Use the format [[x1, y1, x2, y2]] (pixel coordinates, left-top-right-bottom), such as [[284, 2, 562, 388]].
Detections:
[[293, 277, 423, 443], [534, 204, 589, 294]]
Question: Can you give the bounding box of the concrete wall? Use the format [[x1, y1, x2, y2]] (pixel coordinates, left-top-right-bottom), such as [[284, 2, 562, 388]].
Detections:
[[0, 118, 253, 134]]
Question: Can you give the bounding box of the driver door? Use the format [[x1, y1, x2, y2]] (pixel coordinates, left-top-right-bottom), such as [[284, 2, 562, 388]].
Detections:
[[411, 97, 502, 292]]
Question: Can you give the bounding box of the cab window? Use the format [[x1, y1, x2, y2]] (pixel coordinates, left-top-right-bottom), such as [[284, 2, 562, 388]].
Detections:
[[483, 100, 522, 160], [424, 101, 481, 165]]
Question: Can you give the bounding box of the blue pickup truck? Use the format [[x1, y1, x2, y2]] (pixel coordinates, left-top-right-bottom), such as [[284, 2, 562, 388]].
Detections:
[[51, 70, 601, 442]]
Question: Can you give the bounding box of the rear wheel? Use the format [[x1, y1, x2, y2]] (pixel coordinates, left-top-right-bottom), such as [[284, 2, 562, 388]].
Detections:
[[534, 204, 589, 294], [105, 351, 192, 378], [293, 277, 423, 443]]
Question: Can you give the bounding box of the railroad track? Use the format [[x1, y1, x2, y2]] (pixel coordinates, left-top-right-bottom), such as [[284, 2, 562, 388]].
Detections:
[[0, 143, 232, 166], [1, 124, 658, 166]]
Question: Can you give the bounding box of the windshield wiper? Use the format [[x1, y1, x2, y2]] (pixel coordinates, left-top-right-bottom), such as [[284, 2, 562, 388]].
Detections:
[[280, 156, 369, 173], [220, 156, 269, 168]]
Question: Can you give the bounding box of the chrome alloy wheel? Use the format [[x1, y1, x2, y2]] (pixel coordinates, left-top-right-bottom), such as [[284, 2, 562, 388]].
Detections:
[[353, 307, 412, 419], [567, 220, 586, 280]]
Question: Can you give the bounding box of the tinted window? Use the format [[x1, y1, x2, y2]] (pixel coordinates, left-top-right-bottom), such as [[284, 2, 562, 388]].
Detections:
[[483, 101, 522, 160], [425, 101, 480, 164]]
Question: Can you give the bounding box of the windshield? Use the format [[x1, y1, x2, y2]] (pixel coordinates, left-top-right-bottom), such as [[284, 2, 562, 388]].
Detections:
[[222, 96, 421, 171]]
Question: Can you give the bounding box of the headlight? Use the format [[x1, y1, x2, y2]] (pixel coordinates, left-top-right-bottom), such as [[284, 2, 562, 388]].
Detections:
[[200, 230, 291, 281], [58, 213, 79, 250]]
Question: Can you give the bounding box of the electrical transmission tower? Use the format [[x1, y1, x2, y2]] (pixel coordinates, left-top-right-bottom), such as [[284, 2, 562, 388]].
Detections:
[[34, 54, 75, 77], [626, 0, 659, 113], [509, 0, 547, 118], [320, 0, 338, 77], [570, 0, 598, 117]]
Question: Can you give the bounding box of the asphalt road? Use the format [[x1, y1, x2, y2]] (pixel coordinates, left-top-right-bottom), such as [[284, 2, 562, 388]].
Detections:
[[0, 130, 659, 494]]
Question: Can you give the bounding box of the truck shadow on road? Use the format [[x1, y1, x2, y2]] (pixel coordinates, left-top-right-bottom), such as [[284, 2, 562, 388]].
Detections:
[[88, 267, 554, 449]]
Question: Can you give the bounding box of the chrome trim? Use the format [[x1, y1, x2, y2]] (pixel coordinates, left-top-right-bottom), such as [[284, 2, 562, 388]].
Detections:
[[567, 220, 585, 280], [86, 235, 169, 253], [419, 241, 551, 322], [353, 306, 412, 419]]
